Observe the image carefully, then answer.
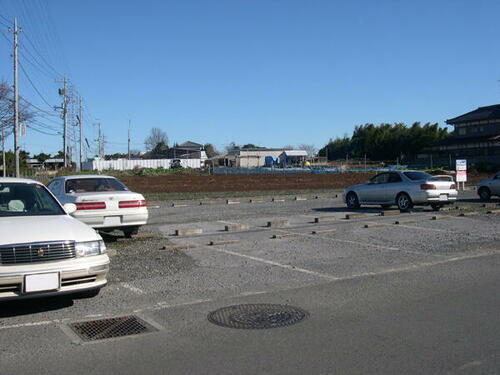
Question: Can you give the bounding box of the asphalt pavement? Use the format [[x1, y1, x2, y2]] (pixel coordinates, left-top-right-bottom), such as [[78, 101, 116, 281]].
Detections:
[[1, 191, 499, 374]]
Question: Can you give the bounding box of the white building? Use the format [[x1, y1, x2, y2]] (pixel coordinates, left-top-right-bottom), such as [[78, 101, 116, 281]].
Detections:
[[82, 158, 201, 171]]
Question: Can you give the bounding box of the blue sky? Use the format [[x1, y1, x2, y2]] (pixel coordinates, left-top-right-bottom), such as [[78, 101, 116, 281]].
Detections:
[[0, 0, 499, 157]]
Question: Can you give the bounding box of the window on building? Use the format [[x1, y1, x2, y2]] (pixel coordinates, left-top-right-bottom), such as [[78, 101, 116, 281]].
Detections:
[[458, 127, 466, 135]]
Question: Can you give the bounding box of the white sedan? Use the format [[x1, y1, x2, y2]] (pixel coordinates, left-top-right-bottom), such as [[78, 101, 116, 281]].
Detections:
[[0, 178, 109, 301], [47, 175, 148, 237]]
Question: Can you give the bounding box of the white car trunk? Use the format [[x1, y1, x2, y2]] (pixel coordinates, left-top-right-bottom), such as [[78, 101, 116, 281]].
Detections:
[[72, 191, 145, 211]]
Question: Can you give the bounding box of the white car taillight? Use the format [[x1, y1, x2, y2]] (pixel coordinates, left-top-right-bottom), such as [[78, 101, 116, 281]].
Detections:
[[420, 184, 436, 190], [75, 202, 106, 210], [119, 200, 147, 208]]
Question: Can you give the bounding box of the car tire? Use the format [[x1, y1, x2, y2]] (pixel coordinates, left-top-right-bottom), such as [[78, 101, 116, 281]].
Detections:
[[123, 226, 139, 238], [478, 187, 491, 201], [72, 288, 101, 299], [346, 192, 360, 209], [430, 204, 441, 211], [396, 193, 413, 211]]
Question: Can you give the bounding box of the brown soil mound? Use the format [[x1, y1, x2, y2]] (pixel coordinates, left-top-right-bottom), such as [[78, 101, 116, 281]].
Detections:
[[119, 171, 489, 194]]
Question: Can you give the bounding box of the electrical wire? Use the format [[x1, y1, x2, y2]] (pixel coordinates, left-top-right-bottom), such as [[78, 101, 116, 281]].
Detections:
[[18, 61, 54, 108]]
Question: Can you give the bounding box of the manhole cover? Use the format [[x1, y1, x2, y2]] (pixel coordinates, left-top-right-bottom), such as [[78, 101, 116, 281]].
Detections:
[[208, 304, 308, 329], [68, 315, 157, 342]]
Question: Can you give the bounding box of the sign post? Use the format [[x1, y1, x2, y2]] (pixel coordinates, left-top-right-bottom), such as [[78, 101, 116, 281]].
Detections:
[[456, 159, 467, 190]]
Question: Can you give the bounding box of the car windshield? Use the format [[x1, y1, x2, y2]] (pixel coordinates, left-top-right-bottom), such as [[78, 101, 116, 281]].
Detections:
[[0, 183, 65, 217], [65, 178, 128, 193], [403, 171, 432, 181]]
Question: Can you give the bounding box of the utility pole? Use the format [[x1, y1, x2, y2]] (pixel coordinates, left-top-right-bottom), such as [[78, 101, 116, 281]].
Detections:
[[57, 77, 68, 168], [94, 122, 102, 158], [1, 125, 5, 177], [127, 119, 131, 160], [78, 96, 83, 171], [12, 17, 20, 177]]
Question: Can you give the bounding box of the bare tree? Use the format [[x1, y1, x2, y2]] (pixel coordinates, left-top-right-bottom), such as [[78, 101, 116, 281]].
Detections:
[[298, 143, 318, 157], [0, 81, 35, 139], [224, 141, 239, 154], [144, 127, 168, 151]]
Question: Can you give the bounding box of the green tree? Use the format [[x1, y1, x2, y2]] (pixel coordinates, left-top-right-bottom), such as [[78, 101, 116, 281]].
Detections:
[[319, 122, 449, 161], [33, 152, 51, 163], [204, 143, 219, 158]]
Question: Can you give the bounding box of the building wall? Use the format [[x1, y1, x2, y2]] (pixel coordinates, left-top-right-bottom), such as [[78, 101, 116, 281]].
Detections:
[[83, 158, 201, 171], [453, 120, 500, 137], [234, 150, 284, 168]]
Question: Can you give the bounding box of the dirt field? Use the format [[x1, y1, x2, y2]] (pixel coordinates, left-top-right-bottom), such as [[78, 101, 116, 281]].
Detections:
[[120, 171, 489, 195]]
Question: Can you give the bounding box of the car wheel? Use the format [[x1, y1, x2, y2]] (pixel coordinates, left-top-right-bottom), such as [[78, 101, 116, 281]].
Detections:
[[430, 204, 441, 211], [478, 187, 491, 201], [346, 192, 360, 209], [123, 226, 139, 238], [396, 193, 413, 211], [72, 288, 101, 299]]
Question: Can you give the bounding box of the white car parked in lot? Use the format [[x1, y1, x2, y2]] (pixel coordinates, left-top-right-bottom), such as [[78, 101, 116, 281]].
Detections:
[[0, 178, 109, 301], [342, 170, 458, 211], [47, 175, 148, 237], [477, 171, 500, 201]]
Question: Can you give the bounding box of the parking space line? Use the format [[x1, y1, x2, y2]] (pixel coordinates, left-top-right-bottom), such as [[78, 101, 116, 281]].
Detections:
[[121, 282, 146, 295], [396, 224, 448, 232], [394, 224, 498, 240], [207, 246, 339, 280], [273, 228, 400, 251], [271, 228, 448, 258], [2, 250, 499, 333]]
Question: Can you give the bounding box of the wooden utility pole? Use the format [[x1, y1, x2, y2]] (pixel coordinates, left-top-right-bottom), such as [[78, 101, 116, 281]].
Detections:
[[78, 96, 83, 171], [128, 119, 131, 160], [1, 125, 5, 177], [12, 17, 20, 177]]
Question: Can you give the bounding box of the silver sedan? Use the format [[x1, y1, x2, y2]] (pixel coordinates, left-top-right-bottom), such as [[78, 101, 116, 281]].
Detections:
[[342, 171, 458, 211], [477, 171, 500, 201]]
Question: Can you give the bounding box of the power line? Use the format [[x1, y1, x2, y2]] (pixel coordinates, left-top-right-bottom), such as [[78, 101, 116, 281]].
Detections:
[[20, 97, 58, 117], [23, 29, 63, 78], [18, 61, 54, 108]]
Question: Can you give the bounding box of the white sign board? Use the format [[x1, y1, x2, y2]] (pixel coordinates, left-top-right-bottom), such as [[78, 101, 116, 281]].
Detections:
[[456, 159, 467, 171], [456, 159, 467, 182]]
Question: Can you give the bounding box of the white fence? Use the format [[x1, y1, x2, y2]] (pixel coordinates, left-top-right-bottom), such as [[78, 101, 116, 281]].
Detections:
[[82, 158, 201, 171]]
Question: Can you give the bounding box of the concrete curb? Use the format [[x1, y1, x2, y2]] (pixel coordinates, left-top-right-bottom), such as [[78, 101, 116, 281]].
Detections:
[[225, 224, 250, 232], [267, 220, 289, 228], [174, 228, 203, 236], [314, 216, 336, 223]]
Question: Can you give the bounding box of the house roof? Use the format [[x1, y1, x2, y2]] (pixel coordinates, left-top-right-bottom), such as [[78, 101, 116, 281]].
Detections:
[[178, 141, 203, 148], [229, 148, 287, 153], [280, 150, 308, 157], [446, 104, 500, 124]]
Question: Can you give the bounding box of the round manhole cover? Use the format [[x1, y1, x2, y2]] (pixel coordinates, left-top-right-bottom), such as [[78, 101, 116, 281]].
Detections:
[[207, 304, 309, 329]]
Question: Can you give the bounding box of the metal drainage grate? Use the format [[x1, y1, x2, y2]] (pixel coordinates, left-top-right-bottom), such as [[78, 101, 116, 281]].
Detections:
[[68, 315, 157, 342], [208, 304, 308, 329]]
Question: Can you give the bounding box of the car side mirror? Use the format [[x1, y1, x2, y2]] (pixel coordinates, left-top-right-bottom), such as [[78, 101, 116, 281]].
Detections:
[[63, 203, 77, 215]]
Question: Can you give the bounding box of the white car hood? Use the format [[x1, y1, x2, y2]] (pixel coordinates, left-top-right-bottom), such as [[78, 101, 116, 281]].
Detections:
[[0, 215, 100, 246]]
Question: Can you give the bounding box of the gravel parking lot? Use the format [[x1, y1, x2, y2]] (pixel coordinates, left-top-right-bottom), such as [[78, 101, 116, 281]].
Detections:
[[1, 191, 499, 374]]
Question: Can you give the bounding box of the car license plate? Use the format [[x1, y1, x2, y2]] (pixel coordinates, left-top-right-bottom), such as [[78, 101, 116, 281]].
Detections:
[[104, 216, 121, 226], [24, 273, 60, 293], [439, 194, 448, 201]]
